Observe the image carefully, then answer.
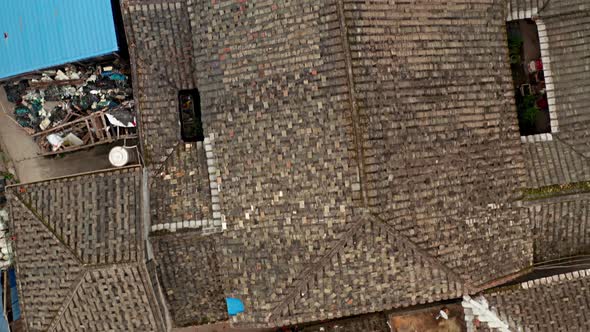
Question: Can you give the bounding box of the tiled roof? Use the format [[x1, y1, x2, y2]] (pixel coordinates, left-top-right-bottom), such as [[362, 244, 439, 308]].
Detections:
[[506, 0, 551, 19], [541, 0, 589, 17], [523, 139, 590, 188], [349, 0, 531, 287], [122, 0, 195, 169], [271, 214, 466, 326], [509, 1, 590, 192], [538, 2, 590, 157], [121, 0, 537, 327], [151, 232, 227, 326], [483, 269, 590, 331], [15, 167, 143, 264], [527, 193, 590, 263], [7, 167, 165, 332], [150, 143, 213, 230]]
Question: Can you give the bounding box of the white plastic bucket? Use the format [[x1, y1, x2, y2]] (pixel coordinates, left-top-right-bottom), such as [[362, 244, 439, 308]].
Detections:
[[109, 146, 130, 167]]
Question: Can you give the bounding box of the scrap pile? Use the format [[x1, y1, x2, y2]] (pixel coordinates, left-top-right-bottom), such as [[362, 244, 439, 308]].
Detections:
[[2, 59, 137, 155], [0, 209, 12, 269]]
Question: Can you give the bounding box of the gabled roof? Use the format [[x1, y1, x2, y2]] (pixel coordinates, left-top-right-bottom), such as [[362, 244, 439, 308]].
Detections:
[[271, 213, 466, 325], [121, 0, 535, 327], [7, 167, 165, 332]]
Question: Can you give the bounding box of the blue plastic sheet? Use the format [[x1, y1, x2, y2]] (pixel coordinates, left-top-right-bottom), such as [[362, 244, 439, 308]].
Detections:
[[0, 280, 9, 332], [8, 269, 19, 321], [225, 297, 244, 316]]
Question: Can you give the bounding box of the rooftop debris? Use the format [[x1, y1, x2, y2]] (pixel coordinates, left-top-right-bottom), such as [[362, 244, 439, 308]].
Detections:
[[2, 59, 137, 155]]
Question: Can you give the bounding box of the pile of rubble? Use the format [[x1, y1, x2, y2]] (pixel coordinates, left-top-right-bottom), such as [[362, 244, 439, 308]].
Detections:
[[3, 59, 137, 155], [0, 209, 12, 269]]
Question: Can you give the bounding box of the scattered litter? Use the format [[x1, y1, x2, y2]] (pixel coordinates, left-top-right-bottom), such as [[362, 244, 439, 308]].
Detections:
[[63, 133, 84, 147], [2, 59, 137, 155], [55, 70, 69, 81], [0, 209, 13, 268], [47, 133, 64, 150], [105, 111, 136, 128], [39, 118, 51, 130]]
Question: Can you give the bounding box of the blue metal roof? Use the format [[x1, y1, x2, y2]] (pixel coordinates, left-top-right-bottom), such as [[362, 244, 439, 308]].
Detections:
[[0, 0, 118, 79]]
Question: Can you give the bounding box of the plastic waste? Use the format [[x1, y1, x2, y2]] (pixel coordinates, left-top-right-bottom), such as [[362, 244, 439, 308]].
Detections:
[[55, 70, 69, 80]]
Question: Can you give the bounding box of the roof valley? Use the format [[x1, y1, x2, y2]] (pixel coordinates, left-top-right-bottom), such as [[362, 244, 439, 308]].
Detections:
[[335, 0, 369, 206]]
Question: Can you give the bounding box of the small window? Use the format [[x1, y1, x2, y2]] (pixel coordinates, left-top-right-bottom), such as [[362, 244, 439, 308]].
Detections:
[[178, 89, 204, 142]]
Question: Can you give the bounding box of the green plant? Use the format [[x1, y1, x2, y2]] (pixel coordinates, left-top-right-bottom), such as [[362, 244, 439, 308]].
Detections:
[[1, 172, 14, 181], [519, 94, 540, 126], [523, 181, 590, 201], [508, 35, 523, 64], [522, 105, 540, 126]]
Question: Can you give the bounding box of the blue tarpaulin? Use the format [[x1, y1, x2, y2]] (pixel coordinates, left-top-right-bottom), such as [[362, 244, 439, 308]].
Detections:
[[225, 297, 244, 316], [0, 0, 119, 79]]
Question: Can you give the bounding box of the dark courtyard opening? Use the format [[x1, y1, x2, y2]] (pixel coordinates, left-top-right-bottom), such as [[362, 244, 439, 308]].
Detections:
[[506, 19, 551, 136], [178, 89, 204, 142]]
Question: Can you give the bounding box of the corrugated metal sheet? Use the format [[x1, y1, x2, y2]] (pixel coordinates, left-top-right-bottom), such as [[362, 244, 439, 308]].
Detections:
[[0, 0, 118, 79]]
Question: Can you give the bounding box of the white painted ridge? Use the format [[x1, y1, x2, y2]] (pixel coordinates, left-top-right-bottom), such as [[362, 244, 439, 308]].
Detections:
[[462, 295, 511, 332]]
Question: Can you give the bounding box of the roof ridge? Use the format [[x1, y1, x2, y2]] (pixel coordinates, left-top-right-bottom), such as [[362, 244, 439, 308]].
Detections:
[[335, 0, 368, 205], [553, 136, 590, 163], [6, 165, 140, 189], [46, 270, 89, 332], [519, 268, 590, 290], [462, 295, 512, 332], [137, 262, 169, 332], [9, 190, 84, 265], [370, 214, 472, 291], [268, 211, 471, 322], [267, 211, 373, 321], [537, 0, 552, 15], [46, 263, 166, 332]]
